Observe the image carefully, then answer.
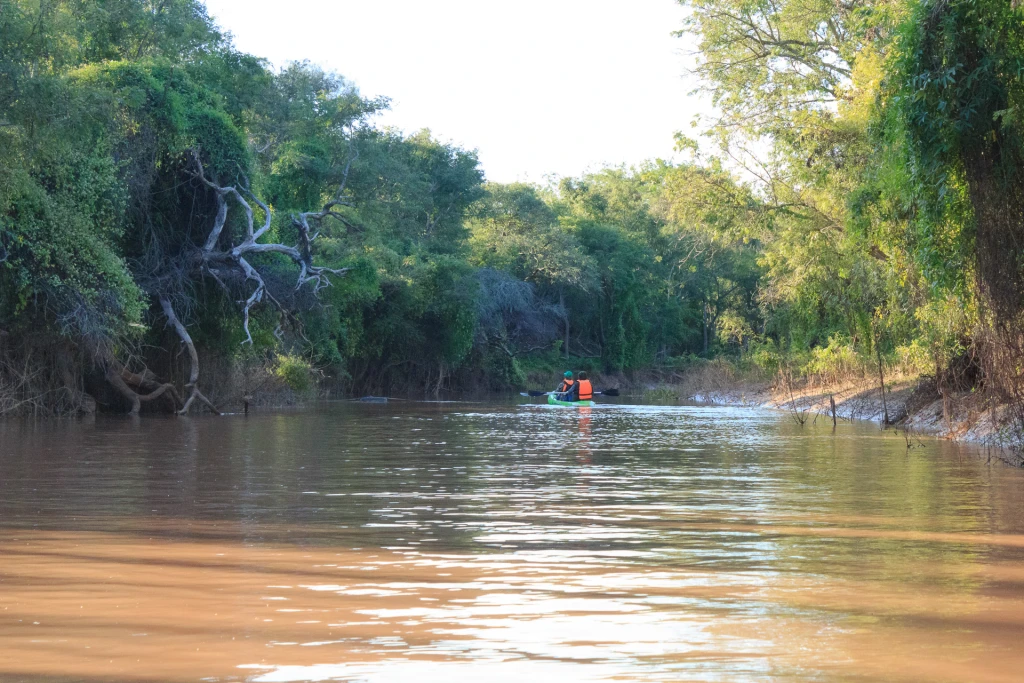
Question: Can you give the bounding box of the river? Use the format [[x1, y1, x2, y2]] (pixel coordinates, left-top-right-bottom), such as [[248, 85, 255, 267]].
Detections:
[[1, 401, 1023, 682]]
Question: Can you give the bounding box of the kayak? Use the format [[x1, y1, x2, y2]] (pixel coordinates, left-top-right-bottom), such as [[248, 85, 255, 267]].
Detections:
[[548, 394, 596, 408]]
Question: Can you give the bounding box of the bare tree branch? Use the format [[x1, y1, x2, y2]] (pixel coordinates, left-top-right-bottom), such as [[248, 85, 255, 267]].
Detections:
[[160, 295, 219, 415], [188, 150, 352, 339], [105, 149, 357, 414], [101, 352, 182, 415]]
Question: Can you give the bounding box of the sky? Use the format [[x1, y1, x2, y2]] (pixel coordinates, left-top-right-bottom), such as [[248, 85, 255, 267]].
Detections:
[[202, 0, 703, 184]]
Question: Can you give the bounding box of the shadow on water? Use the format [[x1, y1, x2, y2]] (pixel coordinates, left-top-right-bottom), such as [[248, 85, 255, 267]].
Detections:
[[1, 400, 1024, 682]]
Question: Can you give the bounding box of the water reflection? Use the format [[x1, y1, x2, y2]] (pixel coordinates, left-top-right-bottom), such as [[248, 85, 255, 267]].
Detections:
[[1, 402, 1023, 682]]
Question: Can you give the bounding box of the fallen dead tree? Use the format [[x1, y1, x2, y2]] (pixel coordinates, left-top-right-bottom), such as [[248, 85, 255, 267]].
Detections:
[[105, 150, 353, 415]]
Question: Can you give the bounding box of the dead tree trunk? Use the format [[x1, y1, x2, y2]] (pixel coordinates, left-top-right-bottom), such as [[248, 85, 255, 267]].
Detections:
[[102, 354, 182, 415], [108, 149, 353, 415], [160, 296, 219, 415]]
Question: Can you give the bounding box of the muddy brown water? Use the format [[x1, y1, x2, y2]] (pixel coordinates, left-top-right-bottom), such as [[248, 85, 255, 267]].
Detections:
[[1, 401, 1023, 682]]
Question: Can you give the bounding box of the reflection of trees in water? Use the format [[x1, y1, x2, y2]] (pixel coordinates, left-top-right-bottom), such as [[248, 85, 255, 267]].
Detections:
[[1, 404, 1023, 584], [748, 422, 1004, 583]]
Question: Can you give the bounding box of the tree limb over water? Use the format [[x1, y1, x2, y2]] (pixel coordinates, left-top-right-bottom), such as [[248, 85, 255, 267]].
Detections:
[[108, 150, 352, 415]]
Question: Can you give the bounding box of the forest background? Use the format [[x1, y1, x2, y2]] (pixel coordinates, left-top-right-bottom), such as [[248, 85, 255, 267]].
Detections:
[[2, 0, 1024, 438]]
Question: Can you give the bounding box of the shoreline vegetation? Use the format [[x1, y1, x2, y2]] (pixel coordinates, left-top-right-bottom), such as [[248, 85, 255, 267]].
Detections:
[[4, 1, 1024, 463], [625, 365, 1023, 462]]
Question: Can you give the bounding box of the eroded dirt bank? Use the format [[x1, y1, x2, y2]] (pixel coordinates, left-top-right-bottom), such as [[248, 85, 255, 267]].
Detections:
[[597, 367, 1023, 465]]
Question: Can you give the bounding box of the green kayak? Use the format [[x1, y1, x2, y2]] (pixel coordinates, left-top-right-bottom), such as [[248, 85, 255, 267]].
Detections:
[[547, 394, 596, 408]]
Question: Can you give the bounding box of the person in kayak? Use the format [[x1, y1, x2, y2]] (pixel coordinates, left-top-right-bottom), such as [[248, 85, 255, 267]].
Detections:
[[555, 371, 576, 400], [576, 372, 593, 401]]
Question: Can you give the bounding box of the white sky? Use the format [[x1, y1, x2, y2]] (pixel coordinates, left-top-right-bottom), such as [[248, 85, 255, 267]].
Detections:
[[202, 0, 703, 183]]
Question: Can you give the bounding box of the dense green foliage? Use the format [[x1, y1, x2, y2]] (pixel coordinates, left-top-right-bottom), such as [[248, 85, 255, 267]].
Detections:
[[678, 0, 1024, 403], [2, 0, 1024, 413]]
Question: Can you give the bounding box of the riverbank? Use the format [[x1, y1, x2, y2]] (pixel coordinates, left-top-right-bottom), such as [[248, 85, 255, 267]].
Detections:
[[609, 366, 1022, 464]]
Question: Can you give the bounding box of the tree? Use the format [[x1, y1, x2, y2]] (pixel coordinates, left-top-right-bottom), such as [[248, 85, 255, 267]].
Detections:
[[469, 183, 593, 357]]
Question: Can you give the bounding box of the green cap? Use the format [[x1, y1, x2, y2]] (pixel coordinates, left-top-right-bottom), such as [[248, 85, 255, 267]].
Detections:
[[564, 371, 573, 378]]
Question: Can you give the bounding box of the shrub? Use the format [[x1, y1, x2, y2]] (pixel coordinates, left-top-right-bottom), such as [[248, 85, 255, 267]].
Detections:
[[803, 336, 863, 386], [274, 354, 314, 393], [483, 351, 527, 390], [643, 387, 679, 403], [893, 339, 932, 378], [744, 338, 783, 375]]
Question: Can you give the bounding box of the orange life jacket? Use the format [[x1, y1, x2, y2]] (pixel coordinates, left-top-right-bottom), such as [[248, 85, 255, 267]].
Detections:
[[558, 379, 575, 393], [577, 379, 593, 400]]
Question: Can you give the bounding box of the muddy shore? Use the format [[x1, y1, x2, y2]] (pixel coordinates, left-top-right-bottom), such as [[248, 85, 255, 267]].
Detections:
[[685, 378, 1021, 463], [590, 365, 1022, 465]]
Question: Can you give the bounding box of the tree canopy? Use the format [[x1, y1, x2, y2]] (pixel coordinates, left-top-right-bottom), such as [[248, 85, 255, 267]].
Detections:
[[2, 0, 1024, 416]]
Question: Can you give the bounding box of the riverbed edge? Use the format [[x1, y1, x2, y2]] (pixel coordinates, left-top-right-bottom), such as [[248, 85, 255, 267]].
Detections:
[[679, 378, 1023, 464]]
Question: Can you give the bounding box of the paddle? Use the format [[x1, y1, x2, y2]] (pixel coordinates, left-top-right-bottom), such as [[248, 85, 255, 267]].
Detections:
[[520, 388, 620, 398]]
